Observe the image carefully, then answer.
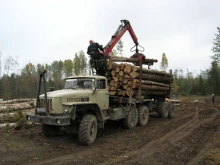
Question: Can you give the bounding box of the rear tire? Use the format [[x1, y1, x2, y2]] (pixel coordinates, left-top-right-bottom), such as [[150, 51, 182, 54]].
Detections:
[[122, 105, 138, 129], [158, 102, 169, 118], [42, 124, 61, 137], [137, 105, 149, 126], [78, 114, 98, 145]]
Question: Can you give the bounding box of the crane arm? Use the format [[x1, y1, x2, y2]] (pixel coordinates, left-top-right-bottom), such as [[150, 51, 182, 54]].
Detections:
[[104, 20, 139, 58]]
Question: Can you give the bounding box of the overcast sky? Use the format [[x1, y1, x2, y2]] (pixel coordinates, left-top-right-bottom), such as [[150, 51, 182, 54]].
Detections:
[[0, 0, 219, 76]]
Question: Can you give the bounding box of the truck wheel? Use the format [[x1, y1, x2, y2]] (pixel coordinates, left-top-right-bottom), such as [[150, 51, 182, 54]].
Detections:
[[158, 102, 169, 118], [138, 105, 149, 126], [168, 103, 174, 118], [78, 114, 98, 145], [42, 124, 61, 137], [122, 105, 138, 129]]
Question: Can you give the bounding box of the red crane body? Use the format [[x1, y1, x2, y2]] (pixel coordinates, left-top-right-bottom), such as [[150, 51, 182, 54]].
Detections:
[[103, 20, 139, 58]]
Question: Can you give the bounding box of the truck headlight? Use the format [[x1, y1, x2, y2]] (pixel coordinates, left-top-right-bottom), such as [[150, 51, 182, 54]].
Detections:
[[64, 105, 71, 113], [27, 115, 31, 121], [56, 119, 61, 124]]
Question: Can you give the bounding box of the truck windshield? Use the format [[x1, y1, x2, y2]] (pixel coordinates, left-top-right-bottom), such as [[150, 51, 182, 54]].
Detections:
[[64, 78, 94, 89]]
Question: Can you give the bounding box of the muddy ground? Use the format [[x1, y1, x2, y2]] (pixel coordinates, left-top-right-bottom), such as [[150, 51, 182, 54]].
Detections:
[[0, 98, 220, 165]]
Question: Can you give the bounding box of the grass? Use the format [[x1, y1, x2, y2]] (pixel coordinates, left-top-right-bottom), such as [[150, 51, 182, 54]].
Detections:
[[12, 110, 32, 130], [203, 149, 220, 165]]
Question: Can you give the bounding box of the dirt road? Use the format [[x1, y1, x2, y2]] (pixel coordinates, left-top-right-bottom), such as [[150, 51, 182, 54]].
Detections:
[[0, 99, 219, 165]]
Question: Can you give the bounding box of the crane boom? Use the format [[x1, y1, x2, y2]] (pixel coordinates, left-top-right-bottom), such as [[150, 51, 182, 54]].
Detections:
[[104, 20, 139, 58]]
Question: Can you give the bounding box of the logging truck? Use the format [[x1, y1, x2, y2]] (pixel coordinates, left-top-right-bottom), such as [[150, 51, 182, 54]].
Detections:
[[26, 57, 173, 145], [26, 20, 173, 145]]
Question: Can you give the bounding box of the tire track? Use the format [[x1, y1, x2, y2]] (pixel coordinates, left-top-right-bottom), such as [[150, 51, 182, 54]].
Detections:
[[99, 106, 217, 165], [30, 105, 218, 165]]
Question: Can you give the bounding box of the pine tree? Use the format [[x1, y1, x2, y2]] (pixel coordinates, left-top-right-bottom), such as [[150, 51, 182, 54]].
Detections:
[[73, 53, 80, 75], [208, 60, 220, 94], [211, 27, 220, 62], [64, 59, 74, 77], [116, 40, 123, 57], [110, 49, 118, 56], [79, 50, 87, 75], [160, 53, 168, 71]]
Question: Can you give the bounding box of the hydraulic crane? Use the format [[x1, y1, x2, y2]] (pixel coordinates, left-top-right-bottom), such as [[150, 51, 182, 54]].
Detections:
[[90, 20, 154, 77], [103, 19, 145, 58]]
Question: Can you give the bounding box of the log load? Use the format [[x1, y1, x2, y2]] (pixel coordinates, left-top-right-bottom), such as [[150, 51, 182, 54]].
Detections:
[[106, 57, 172, 98]]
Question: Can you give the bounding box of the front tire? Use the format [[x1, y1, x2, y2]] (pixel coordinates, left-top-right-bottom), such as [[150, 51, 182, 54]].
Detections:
[[78, 114, 98, 145], [137, 105, 149, 126], [158, 102, 169, 118], [42, 124, 61, 137]]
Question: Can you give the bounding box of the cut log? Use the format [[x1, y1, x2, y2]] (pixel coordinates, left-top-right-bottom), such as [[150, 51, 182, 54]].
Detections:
[[132, 67, 171, 77], [119, 71, 124, 76], [124, 74, 130, 79], [116, 67, 120, 73], [113, 76, 119, 82], [118, 82, 123, 85], [132, 84, 169, 91], [126, 87, 134, 96], [127, 80, 132, 85], [0, 102, 35, 112], [130, 72, 171, 83], [123, 79, 128, 84], [0, 99, 35, 104], [109, 86, 117, 96], [121, 91, 127, 96], [132, 79, 170, 87], [124, 65, 132, 73], [123, 84, 128, 90], [110, 56, 158, 66], [111, 70, 116, 76], [119, 76, 123, 82], [133, 90, 168, 96], [110, 80, 115, 86], [119, 63, 125, 70]]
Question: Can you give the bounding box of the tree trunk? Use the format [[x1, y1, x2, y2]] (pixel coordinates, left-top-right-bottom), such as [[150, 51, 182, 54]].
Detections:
[[133, 90, 168, 96], [110, 56, 158, 66], [132, 84, 169, 91], [130, 72, 171, 83], [132, 67, 171, 77], [132, 79, 170, 87]]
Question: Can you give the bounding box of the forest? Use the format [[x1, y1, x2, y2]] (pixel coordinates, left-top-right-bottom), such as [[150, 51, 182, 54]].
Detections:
[[0, 27, 220, 100]]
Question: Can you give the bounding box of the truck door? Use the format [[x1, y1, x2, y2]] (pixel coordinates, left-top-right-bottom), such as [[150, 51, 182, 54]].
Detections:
[[95, 79, 109, 110]]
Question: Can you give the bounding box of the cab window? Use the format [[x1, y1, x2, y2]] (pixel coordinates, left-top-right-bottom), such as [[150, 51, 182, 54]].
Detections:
[[96, 79, 106, 89]]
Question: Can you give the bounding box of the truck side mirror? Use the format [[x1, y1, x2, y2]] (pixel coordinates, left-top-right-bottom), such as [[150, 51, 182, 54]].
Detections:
[[50, 87, 55, 91], [92, 79, 96, 92]]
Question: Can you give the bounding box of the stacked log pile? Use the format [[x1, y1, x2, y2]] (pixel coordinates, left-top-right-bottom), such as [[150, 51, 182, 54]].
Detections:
[[107, 60, 172, 98]]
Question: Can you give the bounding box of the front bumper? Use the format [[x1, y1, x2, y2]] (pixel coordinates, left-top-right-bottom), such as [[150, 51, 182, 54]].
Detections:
[[26, 114, 70, 126]]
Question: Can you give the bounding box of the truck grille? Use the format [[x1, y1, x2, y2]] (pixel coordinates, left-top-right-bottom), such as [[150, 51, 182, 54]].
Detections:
[[39, 99, 52, 111]]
